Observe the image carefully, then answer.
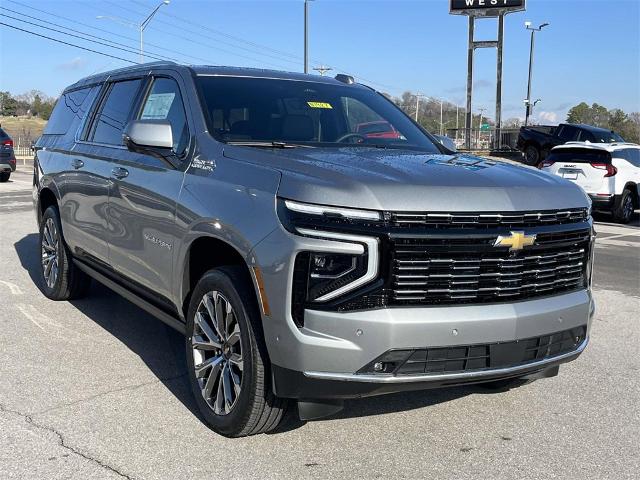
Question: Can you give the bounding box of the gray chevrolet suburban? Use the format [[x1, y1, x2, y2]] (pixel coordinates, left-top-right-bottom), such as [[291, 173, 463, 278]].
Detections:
[[33, 62, 595, 437]]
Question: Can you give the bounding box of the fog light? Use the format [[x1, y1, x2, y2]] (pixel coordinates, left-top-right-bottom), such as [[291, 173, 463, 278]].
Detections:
[[373, 362, 384, 372]]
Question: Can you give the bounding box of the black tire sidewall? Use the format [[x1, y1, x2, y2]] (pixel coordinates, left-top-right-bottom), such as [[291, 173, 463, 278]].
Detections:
[[615, 190, 633, 224], [39, 206, 66, 298], [0, 172, 9, 182], [525, 145, 539, 165], [185, 269, 260, 436]]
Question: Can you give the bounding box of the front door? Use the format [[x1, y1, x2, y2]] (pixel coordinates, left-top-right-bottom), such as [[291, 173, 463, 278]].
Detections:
[[107, 75, 191, 302]]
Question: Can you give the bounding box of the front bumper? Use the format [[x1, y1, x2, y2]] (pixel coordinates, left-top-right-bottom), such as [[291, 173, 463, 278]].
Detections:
[[251, 224, 595, 401]]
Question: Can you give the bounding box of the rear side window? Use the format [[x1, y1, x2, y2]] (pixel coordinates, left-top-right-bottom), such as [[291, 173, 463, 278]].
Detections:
[[557, 125, 580, 142], [43, 86, 98, 136], [547, 149, 611, 164], [138, 77, 189, 155], [91, 79, 143, 145], [617, 149, 640, 167]]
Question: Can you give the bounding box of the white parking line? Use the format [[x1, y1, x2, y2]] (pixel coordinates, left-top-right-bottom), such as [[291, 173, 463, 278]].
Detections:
[[0, 280, 23, 295], [15, 304, 46, 331]]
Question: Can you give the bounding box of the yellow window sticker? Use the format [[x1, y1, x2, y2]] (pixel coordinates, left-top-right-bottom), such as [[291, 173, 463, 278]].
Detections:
[[307, 101, 333, 109]]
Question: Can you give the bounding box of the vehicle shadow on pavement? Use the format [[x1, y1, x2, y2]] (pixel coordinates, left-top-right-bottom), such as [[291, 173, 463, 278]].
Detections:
[[15, 233, 507, 434], [14, 233, 201, 421]]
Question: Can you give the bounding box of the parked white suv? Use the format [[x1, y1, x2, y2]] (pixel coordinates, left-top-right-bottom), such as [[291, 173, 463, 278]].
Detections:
[[539, 142, 640, 223]]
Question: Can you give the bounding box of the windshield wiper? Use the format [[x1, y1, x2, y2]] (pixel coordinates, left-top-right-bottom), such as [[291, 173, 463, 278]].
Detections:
[[226, 141, 315, 149]]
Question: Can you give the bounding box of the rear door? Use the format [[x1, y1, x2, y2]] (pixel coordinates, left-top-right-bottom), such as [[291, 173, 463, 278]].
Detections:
[[107, 73, 191, 302], [545, 148, 614, 194], [65, 78, 144, 264]]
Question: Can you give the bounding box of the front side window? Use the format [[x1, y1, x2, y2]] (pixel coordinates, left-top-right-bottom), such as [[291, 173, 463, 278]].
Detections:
[[91, 79, 142, 145], [196, 76, 440, 152], [139, 77, 189, 155]]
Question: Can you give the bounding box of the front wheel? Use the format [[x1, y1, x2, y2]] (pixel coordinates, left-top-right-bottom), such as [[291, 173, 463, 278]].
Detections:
[[186, 267, 288, 437], [0, 172, 10, 182], [613, 189, 635, 224]]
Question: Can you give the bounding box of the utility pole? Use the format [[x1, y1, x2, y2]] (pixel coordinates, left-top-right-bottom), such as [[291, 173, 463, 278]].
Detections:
[[415, 93, 425, 123], [313, 65, 333, 76], [440, 100, 444, 136], [304, 0, 313, 73], [478, 107, 486, 148], [524, 21, 549, 126]]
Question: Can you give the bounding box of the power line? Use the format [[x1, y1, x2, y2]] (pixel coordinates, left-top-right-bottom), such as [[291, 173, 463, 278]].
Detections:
[[0, 21, 136, 64], [5, 0, 217, 65], [0, 9, 178, 63]]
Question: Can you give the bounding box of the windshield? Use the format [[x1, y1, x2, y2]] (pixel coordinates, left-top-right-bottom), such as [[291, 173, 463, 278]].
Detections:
[[196, 76, 441, 151]]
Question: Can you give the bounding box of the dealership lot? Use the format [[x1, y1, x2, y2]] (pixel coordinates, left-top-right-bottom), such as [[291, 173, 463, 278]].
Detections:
[[1, 167, 638, 480]]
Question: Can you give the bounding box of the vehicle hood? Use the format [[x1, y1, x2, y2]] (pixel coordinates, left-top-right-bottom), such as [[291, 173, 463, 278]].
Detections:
[[223, 146, 590, 212]]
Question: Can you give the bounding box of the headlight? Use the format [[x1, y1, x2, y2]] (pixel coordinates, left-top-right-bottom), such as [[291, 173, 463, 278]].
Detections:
[[280, 199, 382, 326]]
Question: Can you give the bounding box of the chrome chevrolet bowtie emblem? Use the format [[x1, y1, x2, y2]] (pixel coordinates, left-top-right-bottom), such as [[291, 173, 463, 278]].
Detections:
[[494, 231, 536, 251]]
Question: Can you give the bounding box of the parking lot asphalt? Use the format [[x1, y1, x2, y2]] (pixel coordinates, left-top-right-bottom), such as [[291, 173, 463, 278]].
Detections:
[[1, 168, 639, 480]]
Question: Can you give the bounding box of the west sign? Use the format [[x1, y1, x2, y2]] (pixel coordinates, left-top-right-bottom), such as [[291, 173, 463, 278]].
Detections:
[[450, 0, 526, 16]]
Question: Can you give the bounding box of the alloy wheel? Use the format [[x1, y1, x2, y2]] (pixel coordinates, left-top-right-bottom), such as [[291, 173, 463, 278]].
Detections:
[[191, 291, 243, 415], [41, 218, 59, 289], [623, 195, 634, 221]]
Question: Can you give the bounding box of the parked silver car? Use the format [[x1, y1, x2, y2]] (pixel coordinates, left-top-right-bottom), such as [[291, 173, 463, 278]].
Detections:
[[34, 62, 595, 437]]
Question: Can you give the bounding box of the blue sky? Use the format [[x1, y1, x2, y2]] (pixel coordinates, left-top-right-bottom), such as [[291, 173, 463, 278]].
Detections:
[[1, 0, 639, 124]]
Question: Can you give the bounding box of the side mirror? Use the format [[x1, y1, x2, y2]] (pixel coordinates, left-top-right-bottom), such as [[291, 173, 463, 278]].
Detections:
[[123, 119, 173, 153], [434, 134, 457, 153]]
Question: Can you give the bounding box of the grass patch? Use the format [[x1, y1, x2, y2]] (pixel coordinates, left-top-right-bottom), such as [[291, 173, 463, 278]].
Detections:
[[0, 116, 47, 144]]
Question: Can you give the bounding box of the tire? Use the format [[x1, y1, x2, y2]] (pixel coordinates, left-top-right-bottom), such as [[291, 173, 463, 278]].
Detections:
[[185, 266, 288, 437], [39, 206, 91, 300], [613, 189, 635, 224], [524, 145, 540, 166], [0, 172, 10, 182]]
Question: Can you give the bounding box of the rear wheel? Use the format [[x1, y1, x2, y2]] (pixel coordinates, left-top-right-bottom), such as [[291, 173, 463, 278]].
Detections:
[[186, 267, 288, 437], [523, 145, 540, 166], [0, 172, 10, 182], [39, 206, 91, 300], [613, 189, 635, 224]]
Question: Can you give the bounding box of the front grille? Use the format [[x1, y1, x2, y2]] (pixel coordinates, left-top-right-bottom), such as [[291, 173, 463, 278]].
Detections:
[[389, 208, 588, 230], [391, 228, 591, 305], [358, 326, 587, 376]]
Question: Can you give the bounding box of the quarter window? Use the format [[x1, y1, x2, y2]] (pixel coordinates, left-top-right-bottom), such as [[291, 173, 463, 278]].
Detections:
[[139, 77, 189, 155], [91, 79, 143, 145], [43, 86, 98, 136]]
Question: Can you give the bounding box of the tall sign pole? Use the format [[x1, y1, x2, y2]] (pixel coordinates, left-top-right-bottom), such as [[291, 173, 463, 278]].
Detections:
[[450, 0, 526, 151]]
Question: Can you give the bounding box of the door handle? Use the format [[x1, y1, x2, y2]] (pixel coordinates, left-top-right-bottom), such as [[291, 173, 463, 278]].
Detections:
[[111, 167, 129, 179], [71, 159, 84, 169]]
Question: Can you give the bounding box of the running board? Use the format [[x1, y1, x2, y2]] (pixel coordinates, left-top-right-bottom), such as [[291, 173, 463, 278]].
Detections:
[[73, 259, 186, 335]]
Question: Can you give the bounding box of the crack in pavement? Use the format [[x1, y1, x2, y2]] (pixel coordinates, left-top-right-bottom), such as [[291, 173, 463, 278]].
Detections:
[[33, 372, 188, 416], [0, 403, 134, 479]]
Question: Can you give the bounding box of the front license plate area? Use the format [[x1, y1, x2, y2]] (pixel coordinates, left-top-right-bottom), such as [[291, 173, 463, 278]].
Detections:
[[489, 341, 527, 368]]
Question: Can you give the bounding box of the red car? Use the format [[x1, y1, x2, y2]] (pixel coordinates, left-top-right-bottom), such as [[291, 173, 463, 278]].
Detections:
[[355, 121, 402, 139]]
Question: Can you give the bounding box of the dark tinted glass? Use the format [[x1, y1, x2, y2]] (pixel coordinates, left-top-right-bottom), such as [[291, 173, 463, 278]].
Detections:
[[0, 128, 8, 139], [196, 76, 441, 151], [591, 131, 625, 143], [619, 148, 640, 167], [43, 86, 97, 136], [557, 126, 580, 141], [138, 77, 189, 155], [92, 79, 142, 145], [547, 149, 611, 164]]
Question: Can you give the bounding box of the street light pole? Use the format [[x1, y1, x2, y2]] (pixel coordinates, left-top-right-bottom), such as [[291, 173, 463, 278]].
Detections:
[[304, 0, 313, 73], [524, 22, 549, 126], [97, 1, 169, 64], [415, 93, 425, 122], [139, 1, 170, 63]]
